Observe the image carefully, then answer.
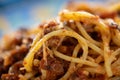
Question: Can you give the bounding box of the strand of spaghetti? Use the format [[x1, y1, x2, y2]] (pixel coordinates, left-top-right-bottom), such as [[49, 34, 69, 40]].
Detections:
[[97, 19, 112, 77], [75, 21, 102, 46], [23, 29, 88, 72], [41, 69, 47, 80], [53, 49, 98, 67], [31, 28, 43, 48], [43, 43, 47, 61], [103, 44, 113, 77], [95, 55, 103, 64], [46, 47, 54, 58], [99, 22, 112, 77], [65, 26, 75, 31], [41, 43, 47, 79], [112, 48, 120, 57], [87, 42, 103, 56], [72, 44, 81, 57], [100, 23, 112, 77], [110, 48, 120, 63], [87, 56, 95, 62], [83, 66, 105, 74], [59, 10, 99, 23], [112, 30, 120, 46], [60, 44, 81, 80]]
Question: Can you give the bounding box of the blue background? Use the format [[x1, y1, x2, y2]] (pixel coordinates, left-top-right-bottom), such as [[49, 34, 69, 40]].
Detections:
[[0, 0, 118, 36]]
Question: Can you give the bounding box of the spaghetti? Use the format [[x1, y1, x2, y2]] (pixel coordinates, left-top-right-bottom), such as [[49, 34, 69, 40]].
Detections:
[[23, 9, 120, 79], [1, 3, 120, 80]]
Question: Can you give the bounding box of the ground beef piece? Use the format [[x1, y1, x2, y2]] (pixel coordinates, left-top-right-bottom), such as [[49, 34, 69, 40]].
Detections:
[[117, 10, 120, 17], [76, 69, 89, 80], [62, 37, 78, 46], [69, 68, 88, 80], [34, 49, 43, 60], [1, 28, 28, 51], [10, 45, 28, 64], [89, 31, 101, 41], [0, 57, 5, 77], [34, 77, 42, 80], [58, 37, 77, 56], [40, 56, 64, 80], [12, 32, 23, 46], [57, 58, 70, 73], [90, 74, 105, 80], [47, 36, 62, 48], [1, 74, 19, 80], [43, 21, 58, 35], [0, 45, 28, 68], [110, 76, 120, 80], [69, 72, 80, 80], [33, 49, 43, 72], [69, 68, 105, 80], [22, 36, 33, 48], [8, 61, 25, 75], [98, 11, 116, 19], [33, 59, 41, 72], [58, 45, 75, 56], [112, 57, 120, 76]]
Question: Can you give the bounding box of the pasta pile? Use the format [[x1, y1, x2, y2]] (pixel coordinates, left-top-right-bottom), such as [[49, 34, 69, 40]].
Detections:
[[23, 3, 120, 80], [1, 2, 120, 80]]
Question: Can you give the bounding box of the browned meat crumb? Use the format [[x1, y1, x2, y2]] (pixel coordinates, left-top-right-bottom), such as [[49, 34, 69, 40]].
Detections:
[[40, 56, 64, 80], [1, 74, 19, 80]]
